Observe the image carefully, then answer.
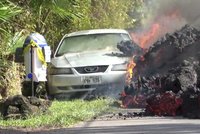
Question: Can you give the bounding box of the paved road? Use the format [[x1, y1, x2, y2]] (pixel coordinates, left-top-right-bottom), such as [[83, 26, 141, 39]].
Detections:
[[1, 117, 200, 134]]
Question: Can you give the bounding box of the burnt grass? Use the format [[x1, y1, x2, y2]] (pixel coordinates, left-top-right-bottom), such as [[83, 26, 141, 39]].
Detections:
[[117, 25, 200, 119]]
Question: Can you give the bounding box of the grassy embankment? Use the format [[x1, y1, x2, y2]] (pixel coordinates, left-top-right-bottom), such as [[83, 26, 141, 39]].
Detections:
[[0, 99, 112, 128]]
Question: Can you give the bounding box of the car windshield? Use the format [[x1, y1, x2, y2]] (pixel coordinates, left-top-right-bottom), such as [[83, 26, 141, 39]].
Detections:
[[56, 33, 131, 56]]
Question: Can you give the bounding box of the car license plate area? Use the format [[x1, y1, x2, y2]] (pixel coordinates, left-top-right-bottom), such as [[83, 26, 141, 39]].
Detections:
[[82, 76, 102, 84]]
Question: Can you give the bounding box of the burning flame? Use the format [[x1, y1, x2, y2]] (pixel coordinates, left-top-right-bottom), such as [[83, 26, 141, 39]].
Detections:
[[130, 9, 184, 48], [126, 57, 136, 84], [131, 23, 160, 48]]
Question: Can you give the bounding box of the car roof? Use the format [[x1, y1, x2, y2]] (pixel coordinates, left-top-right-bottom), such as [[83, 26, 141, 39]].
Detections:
[[65, 29, 129, 37]]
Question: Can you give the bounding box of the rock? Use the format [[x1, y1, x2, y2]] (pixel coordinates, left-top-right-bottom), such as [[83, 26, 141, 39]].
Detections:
[[134, 25, 200, 76], [117, 40, 144, 57], [181, 87, 200, 118], [118, 112, 123, 116], [162, 61, 197, 93], [0, 95, 51, 119], [7, 106, 20, 115]]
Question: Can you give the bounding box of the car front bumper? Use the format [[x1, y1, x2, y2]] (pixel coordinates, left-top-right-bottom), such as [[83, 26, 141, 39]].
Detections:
[[47, 71, 126, 95]]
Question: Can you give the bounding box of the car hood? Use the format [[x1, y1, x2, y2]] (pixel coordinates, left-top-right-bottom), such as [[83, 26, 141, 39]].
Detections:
[[51, 51, 129, 67]]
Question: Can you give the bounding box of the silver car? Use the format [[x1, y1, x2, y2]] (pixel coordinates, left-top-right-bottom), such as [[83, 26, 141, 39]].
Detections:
[[47, 29, 132, 96]]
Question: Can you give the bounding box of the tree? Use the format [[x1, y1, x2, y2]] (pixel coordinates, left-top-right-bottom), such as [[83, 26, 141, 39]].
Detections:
[[0, 0, 22, 58], [0, 0, 23, 98], [9, 0, 81, 46], [71, 0, 143, 30], [8, 0, 143, 46]]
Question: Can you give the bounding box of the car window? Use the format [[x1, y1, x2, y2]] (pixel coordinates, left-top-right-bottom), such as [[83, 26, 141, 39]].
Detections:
[[56, 33, 131, 56]]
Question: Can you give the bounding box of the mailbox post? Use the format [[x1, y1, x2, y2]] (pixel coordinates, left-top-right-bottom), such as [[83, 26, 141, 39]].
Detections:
[[23, 33, 51, 96]]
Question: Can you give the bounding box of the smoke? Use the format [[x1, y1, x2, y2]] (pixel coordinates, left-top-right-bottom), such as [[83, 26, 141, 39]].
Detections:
[[145, 0, 200, 27], [131, 0, 200, 48]]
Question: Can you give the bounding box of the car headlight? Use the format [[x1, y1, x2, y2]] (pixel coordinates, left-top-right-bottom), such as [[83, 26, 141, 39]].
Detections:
[[111, 63, 127, 71], [49, 67, 73, 75]]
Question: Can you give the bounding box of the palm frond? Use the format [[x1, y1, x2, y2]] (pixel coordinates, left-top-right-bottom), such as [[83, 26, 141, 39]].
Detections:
[[29, 0, 81, 19], [0, 0, 21, 22]]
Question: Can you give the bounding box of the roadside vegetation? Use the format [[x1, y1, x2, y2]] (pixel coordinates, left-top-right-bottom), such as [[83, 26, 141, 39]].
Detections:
[[0, 99, 112, 128]]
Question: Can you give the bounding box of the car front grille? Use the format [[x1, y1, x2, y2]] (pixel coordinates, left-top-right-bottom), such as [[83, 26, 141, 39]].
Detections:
[[75, 65, 108, 74]]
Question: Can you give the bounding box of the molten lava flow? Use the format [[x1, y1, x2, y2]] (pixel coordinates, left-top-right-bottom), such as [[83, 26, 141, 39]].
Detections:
[[126, 57, 136, 85], [121, 9, 185, 109], [131, 9, 184, 48]]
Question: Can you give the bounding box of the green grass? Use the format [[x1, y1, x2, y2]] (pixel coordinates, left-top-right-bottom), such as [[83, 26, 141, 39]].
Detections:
[[0, 99, 112, 128]]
